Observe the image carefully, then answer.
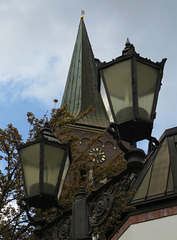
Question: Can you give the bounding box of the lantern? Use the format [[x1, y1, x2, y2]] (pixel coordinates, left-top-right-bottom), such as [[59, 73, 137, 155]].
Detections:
[[100, 39, 166, 143], [17, 122, 72, 209]]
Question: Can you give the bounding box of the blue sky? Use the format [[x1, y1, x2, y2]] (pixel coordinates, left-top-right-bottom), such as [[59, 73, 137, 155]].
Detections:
[[0, 0, 177, 142]]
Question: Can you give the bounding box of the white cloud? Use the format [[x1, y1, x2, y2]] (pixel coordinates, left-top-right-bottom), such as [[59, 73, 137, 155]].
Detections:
[[0, 0, 76, 105]]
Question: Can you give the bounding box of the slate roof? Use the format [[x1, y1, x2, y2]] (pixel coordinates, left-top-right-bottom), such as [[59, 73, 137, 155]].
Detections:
[[61, 18, 109, 128]]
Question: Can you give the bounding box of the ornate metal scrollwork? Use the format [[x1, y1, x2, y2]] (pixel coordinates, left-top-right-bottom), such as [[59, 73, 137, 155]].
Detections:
[[59, 216, 72, 240], [89, 192, 115, 227], [18, 197, 72, 240], [88, 171, 135, 231], [41, 216, 72, 240], [33, 171, 136, 240], [119, 174, 131, 191]]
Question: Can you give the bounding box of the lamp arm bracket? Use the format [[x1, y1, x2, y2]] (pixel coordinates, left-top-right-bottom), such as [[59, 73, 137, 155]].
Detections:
[[18, 198, 35, 223], [18, 197, 47, 235], [106, 122, 129, 153]]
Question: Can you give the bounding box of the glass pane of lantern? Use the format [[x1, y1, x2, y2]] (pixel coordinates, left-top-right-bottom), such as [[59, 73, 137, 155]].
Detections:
[[100, 79, 113, 122], [102, 59, 133, 123], [43, 144, 65, 195], [136, 61, 159, 120], [20, 143, 40, 196], [57, 155, 70, 200]]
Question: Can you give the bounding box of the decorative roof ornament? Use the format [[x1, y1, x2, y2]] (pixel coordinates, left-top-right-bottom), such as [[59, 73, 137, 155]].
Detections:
[[122, 38, 137, 56], [81, 9, 85, 19]]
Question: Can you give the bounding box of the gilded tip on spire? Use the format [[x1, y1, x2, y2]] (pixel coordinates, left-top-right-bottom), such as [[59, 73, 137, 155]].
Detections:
[[81, 9, 85, 18]]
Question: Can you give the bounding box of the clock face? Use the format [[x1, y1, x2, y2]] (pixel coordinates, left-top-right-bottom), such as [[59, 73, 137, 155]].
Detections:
[[89, 147, 106, 164]]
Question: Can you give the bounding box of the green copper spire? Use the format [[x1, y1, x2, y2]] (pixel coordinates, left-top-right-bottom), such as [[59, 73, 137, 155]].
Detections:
[[61, 17, 109, 128]]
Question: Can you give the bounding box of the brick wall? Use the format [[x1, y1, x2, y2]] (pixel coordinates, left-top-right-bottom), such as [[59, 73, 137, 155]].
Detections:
[[111, 206, 177, 239]]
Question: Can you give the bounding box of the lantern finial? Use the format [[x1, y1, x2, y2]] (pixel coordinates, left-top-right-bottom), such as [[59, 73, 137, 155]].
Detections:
[[122, 38, 137, 56], [126, 38, 130, 46]]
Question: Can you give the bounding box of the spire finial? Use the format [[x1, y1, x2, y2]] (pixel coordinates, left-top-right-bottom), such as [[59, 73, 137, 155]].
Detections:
[[81, 9, 85, 19]]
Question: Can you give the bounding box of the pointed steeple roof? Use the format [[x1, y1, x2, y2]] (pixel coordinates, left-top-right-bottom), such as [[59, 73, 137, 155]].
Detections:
[[61, 17, 109, 128]]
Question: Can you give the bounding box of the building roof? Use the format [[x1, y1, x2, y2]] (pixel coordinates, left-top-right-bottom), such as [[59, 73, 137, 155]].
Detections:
[[131, 126, 177, 206], [61, 18, 109, 128]]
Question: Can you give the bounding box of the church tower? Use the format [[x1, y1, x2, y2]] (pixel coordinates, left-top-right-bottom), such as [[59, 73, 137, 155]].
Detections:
[[61, 16, 118, 164]]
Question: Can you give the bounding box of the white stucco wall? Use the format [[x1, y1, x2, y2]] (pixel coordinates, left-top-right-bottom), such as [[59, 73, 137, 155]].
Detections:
[[119, 214, 177, 240]]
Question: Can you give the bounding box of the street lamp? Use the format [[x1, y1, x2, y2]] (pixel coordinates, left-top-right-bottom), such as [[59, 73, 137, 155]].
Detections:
[[17, 40, 166, 240], [17, 122, 72, 210], [100, 39, 166, 144]]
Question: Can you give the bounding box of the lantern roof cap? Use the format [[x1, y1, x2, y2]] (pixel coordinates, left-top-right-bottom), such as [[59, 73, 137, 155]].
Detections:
[[98, 39, 167, 70], [39, 121, 60, 143], [122, 38, 137, 56]]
